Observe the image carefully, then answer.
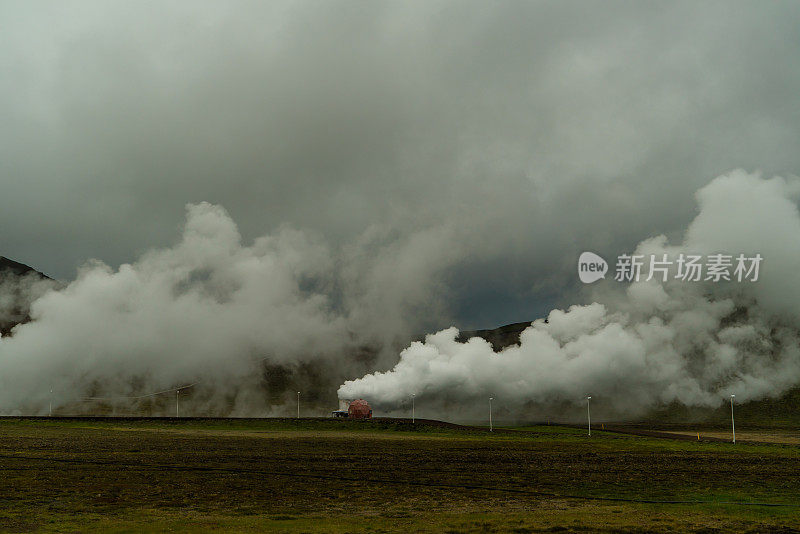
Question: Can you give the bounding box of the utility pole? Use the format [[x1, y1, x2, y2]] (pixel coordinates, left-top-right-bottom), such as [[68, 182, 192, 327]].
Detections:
[[411, 393, 415, 423], [49, 389, 52, 417], [587, 396, 592, 436], [176, 389, 179, 418], [297, 391, 300, 418], [489, 397, 493, 432], [730, 394, 736, 443]]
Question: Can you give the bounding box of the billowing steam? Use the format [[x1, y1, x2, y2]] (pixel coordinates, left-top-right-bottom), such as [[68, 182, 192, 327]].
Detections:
[[2, 170, 799, 418], [339, 170, 800, 417], [0, 202, 453, 415], [0, 204, 337, 413]]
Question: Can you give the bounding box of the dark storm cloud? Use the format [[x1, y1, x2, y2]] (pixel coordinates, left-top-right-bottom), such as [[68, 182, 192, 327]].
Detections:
[[1, 0, 799, 329]]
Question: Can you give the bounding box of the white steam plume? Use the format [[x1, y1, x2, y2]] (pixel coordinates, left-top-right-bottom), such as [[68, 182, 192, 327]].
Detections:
[[0, 202, 455, 415], [339, 170, 800, 417]]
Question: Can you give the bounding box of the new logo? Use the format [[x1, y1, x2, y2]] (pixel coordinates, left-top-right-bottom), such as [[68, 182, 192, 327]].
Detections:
[[578, 252, 608, 284]]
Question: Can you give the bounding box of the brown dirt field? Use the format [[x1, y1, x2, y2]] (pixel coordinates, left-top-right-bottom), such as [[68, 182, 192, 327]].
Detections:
[[0, 418, 798, 532]]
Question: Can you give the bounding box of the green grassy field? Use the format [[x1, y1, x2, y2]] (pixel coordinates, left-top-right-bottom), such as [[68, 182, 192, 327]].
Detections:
[[0, 417, 798, 533]]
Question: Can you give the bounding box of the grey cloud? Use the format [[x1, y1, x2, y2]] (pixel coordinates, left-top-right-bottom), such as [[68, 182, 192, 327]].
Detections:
[[0, 2, 798, 395]]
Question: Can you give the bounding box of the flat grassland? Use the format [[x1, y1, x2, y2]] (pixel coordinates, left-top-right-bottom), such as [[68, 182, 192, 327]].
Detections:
[[0, 418, 798, 533]]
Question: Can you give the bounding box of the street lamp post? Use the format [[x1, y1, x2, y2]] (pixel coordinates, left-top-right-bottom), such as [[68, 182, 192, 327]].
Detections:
[[297, 391, 300, 419], [176, 389, 179, 418], [412, 393, 415, 424], [489, 397, 493, 432], [587, 396, 592, 437], [730, 394, 736, 444]]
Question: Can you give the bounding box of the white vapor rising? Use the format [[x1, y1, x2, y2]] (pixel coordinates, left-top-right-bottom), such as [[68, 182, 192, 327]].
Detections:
[[0, 203, 456, 415], [339, 171, 800, 417]]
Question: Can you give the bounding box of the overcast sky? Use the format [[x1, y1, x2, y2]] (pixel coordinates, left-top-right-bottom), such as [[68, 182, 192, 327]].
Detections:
[[1, 1, 799, 329]]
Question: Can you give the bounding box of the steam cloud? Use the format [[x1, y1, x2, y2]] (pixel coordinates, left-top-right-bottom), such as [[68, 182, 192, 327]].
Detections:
[[1, 170, 799, 418], [0, 202, 455, 415], [339, 171, 800, 418]]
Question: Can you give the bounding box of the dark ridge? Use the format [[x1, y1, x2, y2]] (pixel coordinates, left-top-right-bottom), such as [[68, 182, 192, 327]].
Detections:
[[457, 320, 534, 351], [0, 256, 53, 336], [0, 256, 51, 280]]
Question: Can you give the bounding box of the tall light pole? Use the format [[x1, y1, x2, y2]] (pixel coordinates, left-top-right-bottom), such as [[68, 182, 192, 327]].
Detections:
[[297, 391, 300, 419], [49, 389, 52, 417], [730, 394, 736, 444], [489, 397, 493, 432], [175, 389, 180, 418], [587, 396, 592, 437], [411, 393, 415, 424]]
